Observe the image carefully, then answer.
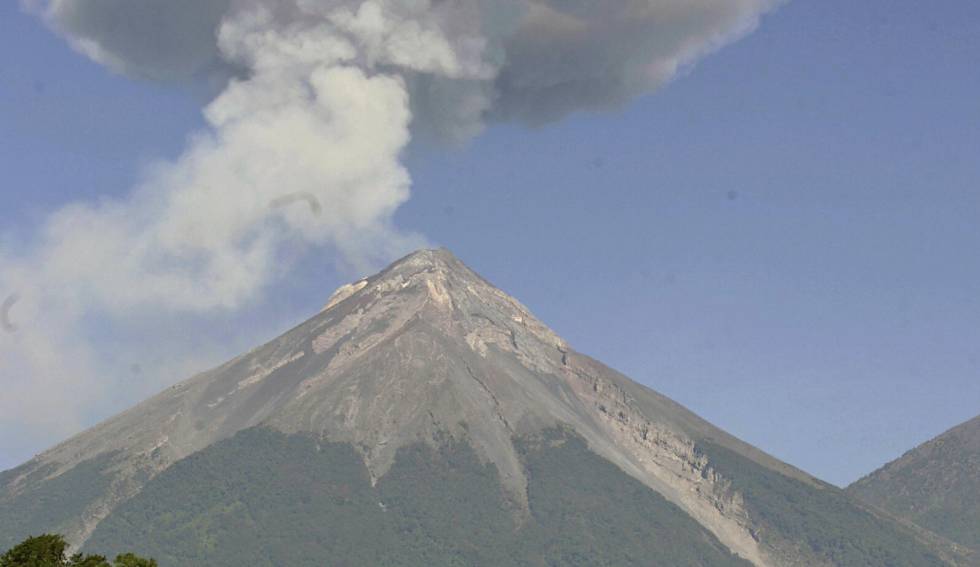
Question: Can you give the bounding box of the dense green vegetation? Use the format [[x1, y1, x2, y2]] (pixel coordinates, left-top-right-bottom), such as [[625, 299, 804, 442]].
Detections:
[[6, 428, 955, 566], [86, 427, 749, 566], [0, 534, 155, 567], [0, 455, 117, 552], [916, 496, 980, 553], [847, 421, 980, 552], [697, 441, 949, 567]]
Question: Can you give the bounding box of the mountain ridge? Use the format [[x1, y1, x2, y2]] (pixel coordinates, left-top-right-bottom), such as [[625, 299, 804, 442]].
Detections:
[[848, 414, 980, 553]]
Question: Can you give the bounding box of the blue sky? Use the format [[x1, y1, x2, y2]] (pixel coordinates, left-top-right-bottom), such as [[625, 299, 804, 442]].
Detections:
[[1, 0, 979, 486]]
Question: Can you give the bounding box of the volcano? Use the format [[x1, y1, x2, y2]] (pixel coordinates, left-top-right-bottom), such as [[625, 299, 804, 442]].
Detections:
[[0, 249, 971, 566]]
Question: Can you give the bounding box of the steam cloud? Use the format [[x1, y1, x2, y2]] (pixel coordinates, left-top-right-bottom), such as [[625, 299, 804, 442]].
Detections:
[[2, 0, 779, 459]]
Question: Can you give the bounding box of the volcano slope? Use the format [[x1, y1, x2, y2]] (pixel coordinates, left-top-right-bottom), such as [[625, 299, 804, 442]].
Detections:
[[1, 249, 973, 566]]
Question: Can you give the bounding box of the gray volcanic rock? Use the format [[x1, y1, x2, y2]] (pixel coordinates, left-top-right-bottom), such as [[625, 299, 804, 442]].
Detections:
[[849, 415, 980, 552], [1, 249, 972, 566]]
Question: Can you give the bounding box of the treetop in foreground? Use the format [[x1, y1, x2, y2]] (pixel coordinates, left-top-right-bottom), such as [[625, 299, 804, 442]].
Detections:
[[0, 535, 155, 567]]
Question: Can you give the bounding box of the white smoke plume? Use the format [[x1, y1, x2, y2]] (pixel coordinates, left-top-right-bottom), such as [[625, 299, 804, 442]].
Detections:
[[2, 0, 780, 462]]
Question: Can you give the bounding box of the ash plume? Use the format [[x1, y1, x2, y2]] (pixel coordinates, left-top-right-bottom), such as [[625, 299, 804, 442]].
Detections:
[[2, 0, 780, 460]]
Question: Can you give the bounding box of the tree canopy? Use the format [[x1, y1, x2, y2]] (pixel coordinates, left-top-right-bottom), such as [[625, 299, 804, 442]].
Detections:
[[0, 535, 155, 567]]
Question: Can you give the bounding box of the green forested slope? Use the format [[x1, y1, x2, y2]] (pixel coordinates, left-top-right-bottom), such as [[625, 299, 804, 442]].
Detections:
[[84, 427, 749, 567], [4, 427, 964, 566], [0, 455, 117, 552], [847, 416, 980, 552]]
